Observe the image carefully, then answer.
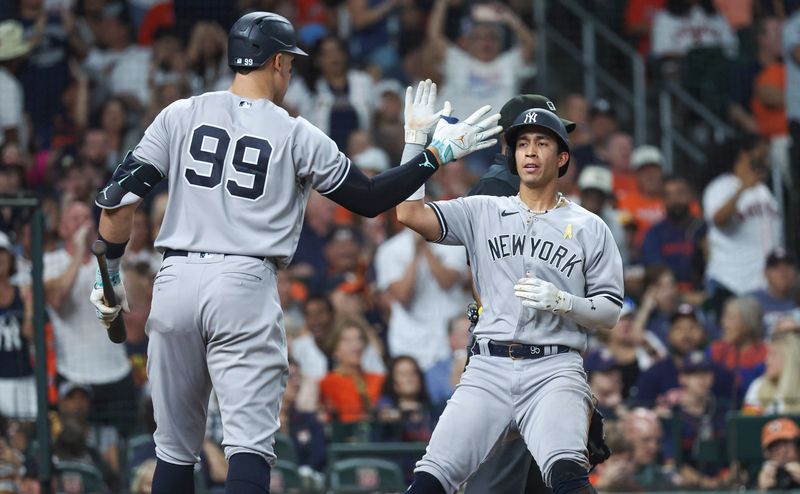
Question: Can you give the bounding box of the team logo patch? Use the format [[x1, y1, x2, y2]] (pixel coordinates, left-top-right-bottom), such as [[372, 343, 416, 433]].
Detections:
[[524, 111, 538, 124], [563, 224, 573, 239], [547, 101, 556, 111], [239, 101, 252, 108]]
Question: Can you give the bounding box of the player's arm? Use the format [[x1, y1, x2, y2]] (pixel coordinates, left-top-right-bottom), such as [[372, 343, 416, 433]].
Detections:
[[396, 199, 442, 242]]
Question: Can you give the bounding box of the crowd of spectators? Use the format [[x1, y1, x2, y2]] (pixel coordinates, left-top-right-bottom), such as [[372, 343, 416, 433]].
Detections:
[[0, 0, 799, 492]]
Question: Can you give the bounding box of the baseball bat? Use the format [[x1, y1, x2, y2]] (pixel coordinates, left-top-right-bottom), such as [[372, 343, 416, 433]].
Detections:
[[91, 240, 127, 344]]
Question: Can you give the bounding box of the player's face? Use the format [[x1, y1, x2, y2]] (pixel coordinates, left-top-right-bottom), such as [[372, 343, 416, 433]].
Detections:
[[514, 130, 567, 187]]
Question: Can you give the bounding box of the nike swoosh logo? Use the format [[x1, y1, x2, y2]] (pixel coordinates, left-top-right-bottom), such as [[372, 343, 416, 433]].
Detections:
[[159, 265, 172, 273], [501, 210, 519, 217]]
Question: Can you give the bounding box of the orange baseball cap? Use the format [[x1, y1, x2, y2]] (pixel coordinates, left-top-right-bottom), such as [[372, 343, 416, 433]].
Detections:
[[762, 418, 800, 449]]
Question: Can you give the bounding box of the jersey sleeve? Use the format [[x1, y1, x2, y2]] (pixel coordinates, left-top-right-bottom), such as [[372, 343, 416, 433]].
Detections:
[[290, 117, 350, 194], [583, 220, 624, 307], [132, 100, 179, 175], [428, 197, 480, 247]]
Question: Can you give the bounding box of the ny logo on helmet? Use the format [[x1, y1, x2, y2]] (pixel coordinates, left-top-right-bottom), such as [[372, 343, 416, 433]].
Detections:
[[524, 111, 538, 124]]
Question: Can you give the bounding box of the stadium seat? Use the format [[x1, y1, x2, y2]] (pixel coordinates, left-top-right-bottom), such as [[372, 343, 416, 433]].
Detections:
[[328, 457, 406, 493], [273, 432, 299, 464], [270, 459, 304, 493], [53, 460, 109, 494]]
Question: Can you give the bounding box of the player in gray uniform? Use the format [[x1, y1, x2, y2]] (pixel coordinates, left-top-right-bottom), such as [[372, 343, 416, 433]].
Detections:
[[87, 11, 501, 494], [397, 107, 624, 494]]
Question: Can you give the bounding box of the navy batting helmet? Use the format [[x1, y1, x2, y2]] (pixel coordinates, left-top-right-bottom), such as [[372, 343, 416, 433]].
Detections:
[[504, 108, 571, 177], [228, 12, 307, 70]]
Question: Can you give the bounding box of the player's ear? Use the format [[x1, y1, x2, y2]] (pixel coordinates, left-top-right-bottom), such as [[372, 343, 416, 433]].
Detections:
[[558, 152, 569, 167]]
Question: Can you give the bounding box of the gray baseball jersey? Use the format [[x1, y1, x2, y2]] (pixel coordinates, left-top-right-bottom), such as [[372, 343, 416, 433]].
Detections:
[[429, 194, 624, 351], [414, 194, 623, 492], [134, 90, 351, 267], [129, 90, 353, 466]]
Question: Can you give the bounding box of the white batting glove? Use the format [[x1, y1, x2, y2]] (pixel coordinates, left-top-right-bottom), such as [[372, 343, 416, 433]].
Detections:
[[404, 79, 452, 145], [89, 268, 130, 329], [514, 277, 573, 314], [429, 105, 502, 163]]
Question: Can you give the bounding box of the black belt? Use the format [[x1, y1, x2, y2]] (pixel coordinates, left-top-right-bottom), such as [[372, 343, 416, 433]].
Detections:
[[470, 340, 573, 360], [163, 250, 266, 262]]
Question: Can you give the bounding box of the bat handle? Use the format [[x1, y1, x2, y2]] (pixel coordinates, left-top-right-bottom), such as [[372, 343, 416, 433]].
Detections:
[[92, 240, 127, 344]]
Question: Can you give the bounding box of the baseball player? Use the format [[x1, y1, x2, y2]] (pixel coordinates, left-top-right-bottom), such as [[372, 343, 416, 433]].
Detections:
[[465, 95, 608, 494], [87, 12, 501, 494], [397, 107, 624, 494]]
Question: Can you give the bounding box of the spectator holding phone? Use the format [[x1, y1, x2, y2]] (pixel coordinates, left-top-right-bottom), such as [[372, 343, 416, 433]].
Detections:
[[758, 417, 800, 491], [702, 135, 782, 319]]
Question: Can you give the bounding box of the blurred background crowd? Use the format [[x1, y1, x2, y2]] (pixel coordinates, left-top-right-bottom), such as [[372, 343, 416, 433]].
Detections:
[[0, 0, 800, 492]]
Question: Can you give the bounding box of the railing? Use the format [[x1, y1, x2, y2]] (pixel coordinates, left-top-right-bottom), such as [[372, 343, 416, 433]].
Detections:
[[534, 0, 647, 146]]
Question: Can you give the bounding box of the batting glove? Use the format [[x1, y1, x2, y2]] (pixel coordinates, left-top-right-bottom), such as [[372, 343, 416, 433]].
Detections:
[[429, 105, 502, 163], [89, 266, 130, 329], [404, 79, 452, 145], [514, 277, 573, 314]]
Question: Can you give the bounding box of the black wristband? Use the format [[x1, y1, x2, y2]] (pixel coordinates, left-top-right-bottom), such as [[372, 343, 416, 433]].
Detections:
[[98, 233, 128, 260]]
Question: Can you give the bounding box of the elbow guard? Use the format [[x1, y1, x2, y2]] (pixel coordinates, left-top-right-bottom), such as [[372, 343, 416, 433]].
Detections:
[[96, 151, 165, 209]]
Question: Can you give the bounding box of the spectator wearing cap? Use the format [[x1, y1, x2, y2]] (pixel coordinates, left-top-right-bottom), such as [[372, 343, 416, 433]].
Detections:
[[750, 249, 799, 339], [630, 303, 736, 408], [56, 380, 120, 483], [577, 165, 629, 265], [0, 20, 30, 152], [641, 176, 706, 293], [703, 136, 780, 309], [757, 417, 800, 490], [743, 331, 800, 415], [372, 79, 406, 164], [584, 349, 625, 419], [617, 145, 669, 247], [570, 99, 619, 170], [0, 231, 36, 422], [709, 296, 767, 401], [375, 225, 469, 371], [661, 351, 729, 480]]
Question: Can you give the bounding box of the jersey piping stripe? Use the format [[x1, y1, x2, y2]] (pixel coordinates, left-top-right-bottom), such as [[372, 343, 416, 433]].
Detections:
[[587, 291, 623, 307], [428, 202, 448, 243], [318, 158, 352, 196]]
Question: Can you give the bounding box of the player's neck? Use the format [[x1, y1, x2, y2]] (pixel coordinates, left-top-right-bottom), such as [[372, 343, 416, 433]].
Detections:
[[229, 75, 276, 101], [518, 181, 561, 212]]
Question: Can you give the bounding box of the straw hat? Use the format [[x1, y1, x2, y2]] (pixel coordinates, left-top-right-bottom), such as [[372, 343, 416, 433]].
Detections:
[[0, 20, 30, 62]]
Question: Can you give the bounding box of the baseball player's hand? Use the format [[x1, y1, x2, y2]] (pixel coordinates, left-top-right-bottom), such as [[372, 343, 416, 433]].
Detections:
[[404, 79, 452, 145], [89, 268, 130, 329], [514, 277, 573, 314], [429, 105, 501, 163]]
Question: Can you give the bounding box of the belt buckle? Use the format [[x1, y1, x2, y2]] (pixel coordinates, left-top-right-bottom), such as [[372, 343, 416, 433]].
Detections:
[[508, 343, 524, 360]]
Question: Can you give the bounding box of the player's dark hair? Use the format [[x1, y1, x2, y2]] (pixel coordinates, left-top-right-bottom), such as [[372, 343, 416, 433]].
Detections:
[[381, 355, 432, 407]]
